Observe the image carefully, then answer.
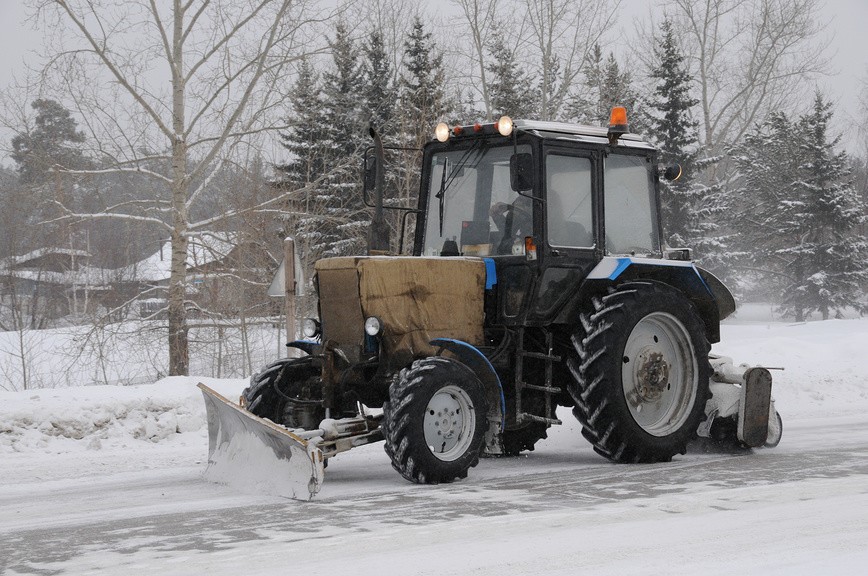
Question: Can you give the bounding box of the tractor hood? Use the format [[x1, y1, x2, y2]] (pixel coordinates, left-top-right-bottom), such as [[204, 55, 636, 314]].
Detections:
[[314, 256, 486, 360]]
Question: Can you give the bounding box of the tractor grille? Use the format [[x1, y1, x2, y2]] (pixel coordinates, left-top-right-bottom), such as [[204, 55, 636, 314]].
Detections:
[[315, 257, 364, 350], [314, 256, 486, 359]]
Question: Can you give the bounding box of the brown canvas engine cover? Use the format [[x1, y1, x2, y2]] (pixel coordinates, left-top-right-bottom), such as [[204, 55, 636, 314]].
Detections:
[[315, 256, 485, 358]]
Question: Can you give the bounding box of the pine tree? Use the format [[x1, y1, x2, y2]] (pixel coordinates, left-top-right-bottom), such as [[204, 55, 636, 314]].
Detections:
[[394, 17, 451, 248], [318, 21, 368, 257], [11, 99, 88, 185], [278, 58, 327, 189], [783, 93, 868, 319], [363, 30, 396, 131], [9, 99, 94, 258], [275, 57, 331, 273], [400, 17, 450, 141], [568, 46, 642, 130], [730, 95, 868, 320], [486, 30, 538, 118], [646, 18, 702, 249]]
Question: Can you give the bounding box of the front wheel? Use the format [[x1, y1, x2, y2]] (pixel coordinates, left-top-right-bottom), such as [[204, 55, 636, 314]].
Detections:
[[568, 282, 711, 463], [382, 357, 489, 484], [242, 357, 322, 429]]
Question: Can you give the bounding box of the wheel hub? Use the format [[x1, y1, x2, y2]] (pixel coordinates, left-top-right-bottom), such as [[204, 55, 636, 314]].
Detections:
[[423, 385, 475, 461], [622, 312, 698, 437], [635, 350, 670, 402]]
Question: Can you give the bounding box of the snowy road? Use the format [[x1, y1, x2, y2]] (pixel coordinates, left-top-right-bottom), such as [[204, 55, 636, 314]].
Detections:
[[3, 413, 867, 575]]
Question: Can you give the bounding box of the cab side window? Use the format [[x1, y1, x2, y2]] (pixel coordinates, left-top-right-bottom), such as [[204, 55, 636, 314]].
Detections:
[[604, 154, 659, 254], [546, 154, 593, 248]]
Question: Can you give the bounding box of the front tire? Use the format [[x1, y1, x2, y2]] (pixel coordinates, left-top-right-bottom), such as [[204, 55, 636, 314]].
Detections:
[[568, 282, 711, 463], [242, 357, 322, 429], [383, 357, 489, 484]]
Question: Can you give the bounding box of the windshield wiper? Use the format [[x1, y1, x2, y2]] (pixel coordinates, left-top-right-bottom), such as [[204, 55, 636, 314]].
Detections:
[[436, 157, 448, 236], [434, 140, 486, 237]]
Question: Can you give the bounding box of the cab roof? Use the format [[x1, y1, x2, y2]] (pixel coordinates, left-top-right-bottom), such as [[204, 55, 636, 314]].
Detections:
[[514, 119, 655, 151]]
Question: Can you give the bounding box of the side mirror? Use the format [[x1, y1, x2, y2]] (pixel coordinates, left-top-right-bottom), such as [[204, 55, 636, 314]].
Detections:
[[661, 164, 683, 182], [510, 153, 534, 192]]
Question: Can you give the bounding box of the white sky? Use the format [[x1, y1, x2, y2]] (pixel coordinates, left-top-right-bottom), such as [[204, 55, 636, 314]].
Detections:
[[1, 0, 866, 155]]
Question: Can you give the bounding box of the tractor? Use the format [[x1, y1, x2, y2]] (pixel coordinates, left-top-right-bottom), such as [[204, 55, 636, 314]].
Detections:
[[199, 108, 781, 499]]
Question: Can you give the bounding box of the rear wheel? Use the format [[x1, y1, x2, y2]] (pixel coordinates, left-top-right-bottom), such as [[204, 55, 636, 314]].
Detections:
[[501, 392, 549, 455], [568, 282, 711, 462], [501, 422, 549, 455], [383, 357, 489, 484]]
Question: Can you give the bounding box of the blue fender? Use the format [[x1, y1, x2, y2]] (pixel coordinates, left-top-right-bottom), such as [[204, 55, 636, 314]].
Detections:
[[430, 338, 506, 432], [584, 256, 732, 342], [286, 340, 320, 355]]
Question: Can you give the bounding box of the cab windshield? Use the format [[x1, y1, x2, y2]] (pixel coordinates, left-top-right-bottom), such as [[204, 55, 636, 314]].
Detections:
[[423, 143, 532, 256]]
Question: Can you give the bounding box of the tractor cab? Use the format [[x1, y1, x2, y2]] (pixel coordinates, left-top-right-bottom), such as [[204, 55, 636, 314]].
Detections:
[[413, 111, 670, 327]]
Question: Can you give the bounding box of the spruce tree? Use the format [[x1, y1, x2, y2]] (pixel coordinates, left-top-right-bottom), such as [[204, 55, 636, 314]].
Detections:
[[395, 17, 451, 244], [276, 57, 331, 268], [322, 22, 365, 159], [729, 112, 799, 291], [278, 57, 327, 190], [11, 99, 88, 186], [783, 93, 868, 319], [566, 45, 603, 125], [730, 96, 868, 320], [363, 30, 396, 131], [318, 22, 368, 257], [486, 30, 538, 118], [647, 18, 701, 249], [400, 17, 450, 141], [568, 46, 642, 130]]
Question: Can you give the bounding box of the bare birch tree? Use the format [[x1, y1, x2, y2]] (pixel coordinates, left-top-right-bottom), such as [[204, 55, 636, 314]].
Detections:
[[664, 0, 830, 156], [28, 0, 338, 375], [450, 0, 499, 120], [859, 71, 868, 160], [447, 0, 619, 121], [355, 0, 423, 88], [520, 0, 621, 121]]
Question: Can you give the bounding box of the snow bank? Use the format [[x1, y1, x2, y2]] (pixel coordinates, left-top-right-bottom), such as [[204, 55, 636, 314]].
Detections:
[[715, 317, 868, 418], [0, 377, 246, 454], [1, 317, 866, 457]]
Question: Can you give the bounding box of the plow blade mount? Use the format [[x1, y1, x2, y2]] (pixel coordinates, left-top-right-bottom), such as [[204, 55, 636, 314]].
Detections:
[[198, 383, 325, 500]]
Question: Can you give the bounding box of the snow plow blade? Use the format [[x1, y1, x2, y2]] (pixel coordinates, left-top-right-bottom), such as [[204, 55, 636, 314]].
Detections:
[[198, 383, 324, 500]]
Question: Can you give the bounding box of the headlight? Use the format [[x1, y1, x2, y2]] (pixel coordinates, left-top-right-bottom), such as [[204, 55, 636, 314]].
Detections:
[[435, 122, 450, 142], [364, 316, 383, 337], [302, 318, 321, 339], [496, 115, 513, 136]]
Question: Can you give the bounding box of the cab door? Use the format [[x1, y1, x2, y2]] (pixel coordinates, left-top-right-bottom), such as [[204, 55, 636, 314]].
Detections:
[[529, 146, 600, 323]]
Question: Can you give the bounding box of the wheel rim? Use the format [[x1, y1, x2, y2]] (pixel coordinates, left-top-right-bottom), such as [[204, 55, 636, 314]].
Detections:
[[423, 385, 477, 461], [621, 312, 698, 437]]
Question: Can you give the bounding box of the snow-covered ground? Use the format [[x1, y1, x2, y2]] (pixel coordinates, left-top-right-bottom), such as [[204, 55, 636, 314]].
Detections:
[[2, 313, 867, 575]]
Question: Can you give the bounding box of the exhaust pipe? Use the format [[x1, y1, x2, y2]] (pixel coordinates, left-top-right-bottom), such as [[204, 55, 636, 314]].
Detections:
[[367, 126, 390, 254]]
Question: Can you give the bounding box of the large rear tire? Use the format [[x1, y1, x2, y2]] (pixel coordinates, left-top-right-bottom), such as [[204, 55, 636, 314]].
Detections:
[[568, 282, 711, 463], [501, 392, 549, 455], [383, 357, 489, 484], [501, 422, 549, 456]]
